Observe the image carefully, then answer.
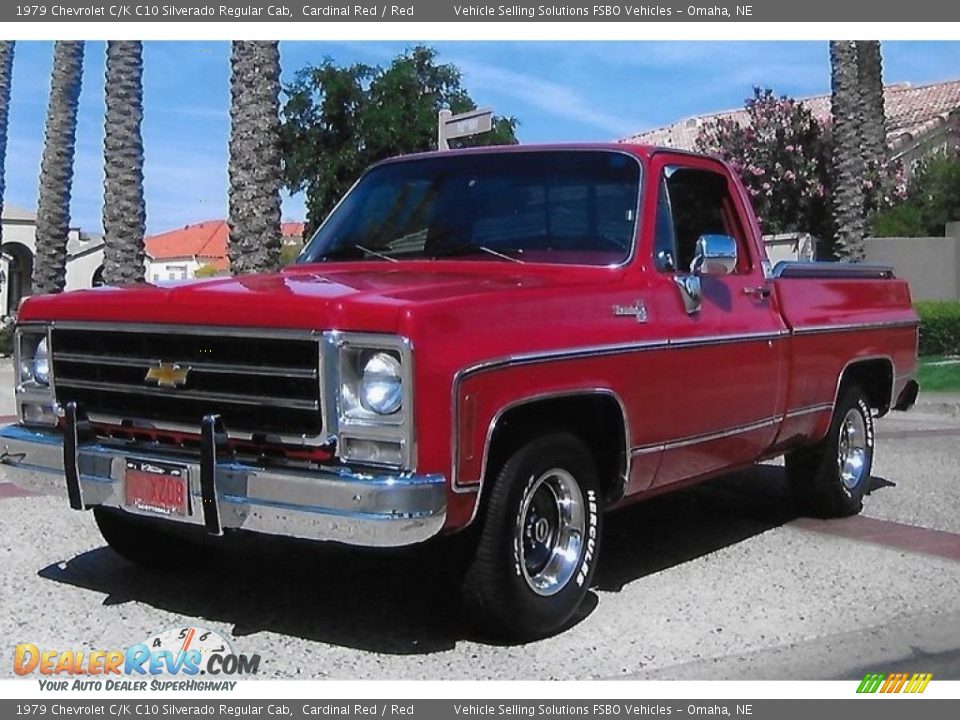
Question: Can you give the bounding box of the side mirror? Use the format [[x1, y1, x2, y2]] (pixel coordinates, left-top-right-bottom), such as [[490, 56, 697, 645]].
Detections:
[[690, 234, 738, 276], [673, 234, 738, 314]]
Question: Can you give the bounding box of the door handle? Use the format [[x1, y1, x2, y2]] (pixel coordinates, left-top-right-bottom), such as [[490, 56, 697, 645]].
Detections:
[[743, 285, 771, 299]]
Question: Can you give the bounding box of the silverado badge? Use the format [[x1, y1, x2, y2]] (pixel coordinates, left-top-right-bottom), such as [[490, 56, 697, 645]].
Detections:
[[145, 362, 190, 389], [612, 300, 648, 323]]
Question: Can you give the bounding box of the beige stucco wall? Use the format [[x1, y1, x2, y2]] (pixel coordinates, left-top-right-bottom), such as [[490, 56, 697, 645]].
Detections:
[[865, 236, 960, 301]]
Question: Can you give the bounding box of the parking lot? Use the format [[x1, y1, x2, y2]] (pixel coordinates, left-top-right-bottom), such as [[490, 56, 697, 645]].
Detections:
[[1, 355, 959, 681]]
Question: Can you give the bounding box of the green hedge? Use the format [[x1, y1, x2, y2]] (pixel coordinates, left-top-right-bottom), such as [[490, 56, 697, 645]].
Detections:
[[916, 301, 960, 356]]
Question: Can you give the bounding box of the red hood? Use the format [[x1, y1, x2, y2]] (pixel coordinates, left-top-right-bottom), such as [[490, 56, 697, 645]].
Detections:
[[18, 262, 623, 334]]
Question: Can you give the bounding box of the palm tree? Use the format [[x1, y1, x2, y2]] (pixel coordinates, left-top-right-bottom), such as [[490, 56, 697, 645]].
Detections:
[[857, 41, 886, 171], [829, 40, 867, 260], [102, 41, 145, 285], [34, 41, 84, 295], [0, 42, 14, 248], [227, 41, 282, 275]]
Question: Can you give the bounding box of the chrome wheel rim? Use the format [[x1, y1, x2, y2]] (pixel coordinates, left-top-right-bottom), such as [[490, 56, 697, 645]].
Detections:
[[518, 468, 585, 597], [838, 407, 868, 490]]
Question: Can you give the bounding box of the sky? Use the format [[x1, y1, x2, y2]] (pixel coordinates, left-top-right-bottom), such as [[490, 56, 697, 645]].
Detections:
[[4, 40, 960, 236]]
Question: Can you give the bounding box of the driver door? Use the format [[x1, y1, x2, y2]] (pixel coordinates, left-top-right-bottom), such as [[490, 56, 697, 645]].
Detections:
[[646, 155, 787, 488]]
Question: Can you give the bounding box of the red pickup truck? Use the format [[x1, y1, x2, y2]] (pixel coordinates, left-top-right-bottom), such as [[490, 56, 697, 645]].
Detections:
[[2, 145, 919, 639]]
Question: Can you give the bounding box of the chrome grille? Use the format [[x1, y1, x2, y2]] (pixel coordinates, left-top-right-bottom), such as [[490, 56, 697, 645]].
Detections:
[[51, 327, 322, 438]]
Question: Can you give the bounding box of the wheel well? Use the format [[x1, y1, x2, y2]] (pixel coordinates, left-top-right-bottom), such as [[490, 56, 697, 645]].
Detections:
[[484, 394, 628, 507], [840, 358, 894, 415]]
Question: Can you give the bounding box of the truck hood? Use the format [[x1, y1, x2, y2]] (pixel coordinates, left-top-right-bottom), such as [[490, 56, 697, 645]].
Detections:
[[19, 262, 622, 334]]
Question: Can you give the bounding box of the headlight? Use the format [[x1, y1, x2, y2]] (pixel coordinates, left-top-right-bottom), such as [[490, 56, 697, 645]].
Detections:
[[327, 332, 414, 469], [33, 338, 50, 385], [18, 332, 51, 388], [15, 327, 58, 427], [359, 352, 402, 415]]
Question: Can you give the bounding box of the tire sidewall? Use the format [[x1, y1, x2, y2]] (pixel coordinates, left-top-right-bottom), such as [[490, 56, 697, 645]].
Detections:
[[478, 434, 602, 638], [822, 388, 875, 510]]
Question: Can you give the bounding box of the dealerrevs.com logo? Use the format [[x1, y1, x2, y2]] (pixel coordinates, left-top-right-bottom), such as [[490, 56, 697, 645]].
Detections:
[[14, 626, 260, 691]]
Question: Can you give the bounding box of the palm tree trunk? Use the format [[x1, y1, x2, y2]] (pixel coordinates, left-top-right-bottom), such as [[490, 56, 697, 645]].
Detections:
[[35, 41, 84, 295], [102, 41, 146, 285], [228, 41, 282, 275], [830, 40, 867, 261], [857, 41, 886, 170], [0, 42, 14, 248]]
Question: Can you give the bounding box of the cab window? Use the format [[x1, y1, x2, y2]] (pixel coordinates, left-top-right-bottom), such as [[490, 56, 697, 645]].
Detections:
[[654, 166, 749, 273]]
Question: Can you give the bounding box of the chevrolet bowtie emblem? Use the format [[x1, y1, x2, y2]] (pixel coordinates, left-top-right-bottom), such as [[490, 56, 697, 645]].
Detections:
[[145, 362, 190, 389]]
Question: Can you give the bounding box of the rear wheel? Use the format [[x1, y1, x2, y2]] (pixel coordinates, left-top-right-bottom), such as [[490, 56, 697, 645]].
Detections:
[[93, 506, 205, 569], [786, 384, 874, 517], [462, 433, 602, 640]]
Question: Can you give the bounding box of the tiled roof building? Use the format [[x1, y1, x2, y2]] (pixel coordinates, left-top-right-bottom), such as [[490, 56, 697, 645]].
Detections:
[[145, 220, 305, 276], [622, 79, 960, 166]]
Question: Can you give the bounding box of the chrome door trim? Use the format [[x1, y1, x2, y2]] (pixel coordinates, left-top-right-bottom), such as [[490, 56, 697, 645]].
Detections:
[[791, 320, 919, 336], [783, 403, 834, 419], [629, 415, 780, 456]]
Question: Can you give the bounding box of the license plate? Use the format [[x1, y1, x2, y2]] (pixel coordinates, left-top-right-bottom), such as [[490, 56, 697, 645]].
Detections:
[[124, 459, 189, 517]]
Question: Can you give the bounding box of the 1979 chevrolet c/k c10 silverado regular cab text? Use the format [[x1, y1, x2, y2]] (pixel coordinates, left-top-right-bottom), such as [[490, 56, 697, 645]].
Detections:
[[1, 145, 920, 639]]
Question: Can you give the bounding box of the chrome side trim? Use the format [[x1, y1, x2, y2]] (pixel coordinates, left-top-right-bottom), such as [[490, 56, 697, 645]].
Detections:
[[670, 330, 789, 349], [459, 389, 631, 526], [452, 380, 645, 493], [833, 354, 897, 417], [53, 352, 319, 380], [792, 320, 919, 336], [784, 403, 834, 419], [54, 378, 319, 411], [629, 415, 780, 456], [458, 330, 786, 381]]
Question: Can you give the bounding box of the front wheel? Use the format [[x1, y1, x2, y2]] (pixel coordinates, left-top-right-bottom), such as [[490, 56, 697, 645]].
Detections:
[[462, 433, 602, 640], [786, 384, 875, 517]]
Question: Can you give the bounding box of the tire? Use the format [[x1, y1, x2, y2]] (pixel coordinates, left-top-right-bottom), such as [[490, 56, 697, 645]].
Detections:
[[462, 432, 602, 640], [93, 506, 205, 569], [786, 384, 875, 517]]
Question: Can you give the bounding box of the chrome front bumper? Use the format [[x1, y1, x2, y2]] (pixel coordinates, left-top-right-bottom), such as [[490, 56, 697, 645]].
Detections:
[[0, 422, 446, 548]]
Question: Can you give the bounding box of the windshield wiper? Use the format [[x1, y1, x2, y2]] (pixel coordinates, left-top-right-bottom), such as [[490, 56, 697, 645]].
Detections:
[[355, 244, 399, 262], [319, 244, 398, 263], [434, 245, 525, 264]]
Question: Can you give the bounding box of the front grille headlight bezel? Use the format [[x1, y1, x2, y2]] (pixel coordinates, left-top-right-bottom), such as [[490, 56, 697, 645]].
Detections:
[[322, 331, 415, 470], [14, 324, 59, 427]]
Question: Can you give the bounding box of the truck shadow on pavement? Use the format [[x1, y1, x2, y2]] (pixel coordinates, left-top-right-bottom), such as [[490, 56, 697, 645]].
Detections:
[[37, 464, 894, 653]]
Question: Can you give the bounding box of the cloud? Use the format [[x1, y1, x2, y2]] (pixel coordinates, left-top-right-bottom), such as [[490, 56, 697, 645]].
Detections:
[[455, 58, 639, 138]]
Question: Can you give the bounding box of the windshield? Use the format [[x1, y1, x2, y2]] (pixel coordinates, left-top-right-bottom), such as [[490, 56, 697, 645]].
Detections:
[[298, 150, 641, 266]]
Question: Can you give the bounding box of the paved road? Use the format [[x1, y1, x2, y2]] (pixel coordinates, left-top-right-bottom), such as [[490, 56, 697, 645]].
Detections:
[[1, 364, 958, 680]]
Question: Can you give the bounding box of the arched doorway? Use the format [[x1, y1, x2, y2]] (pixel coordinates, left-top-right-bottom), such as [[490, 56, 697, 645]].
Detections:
[[1, 242, 34, 316], [92, 265, 105, 287]]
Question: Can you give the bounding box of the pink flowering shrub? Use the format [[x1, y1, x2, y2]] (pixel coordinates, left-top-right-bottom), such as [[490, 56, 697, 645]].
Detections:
[[695, 88, 833, 241]]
